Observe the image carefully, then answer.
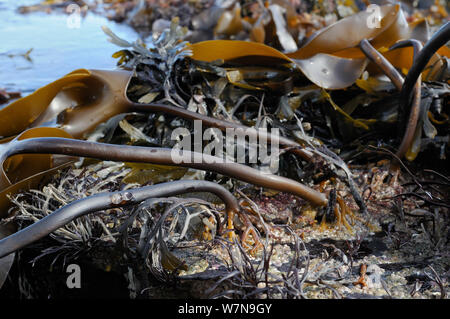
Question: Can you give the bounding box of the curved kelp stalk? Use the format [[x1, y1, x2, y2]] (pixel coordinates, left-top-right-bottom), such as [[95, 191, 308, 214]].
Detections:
[[0, 69, 313, 161], [0, 180, 240, 259], [359, 39, 404, 91], [0, 67, 325, 235], [188, 4, 410, 90], [0, 69, 133, 139], [359, 39, 424, 160], [289, 4, 409, 60], [383, 21, 448, 161], [399, 22, 450, 126], [0, 128, 75, 190], [0, 128, 78, 215], [0, 128, 327, 219], [187, 4, 448, 90], [389, 40, 424, 160]]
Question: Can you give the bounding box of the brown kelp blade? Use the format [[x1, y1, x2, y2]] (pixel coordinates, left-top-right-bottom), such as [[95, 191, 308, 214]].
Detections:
[[0, 69, 91, 138], [381, 47, 444, 81], [289, 4, 409, 60], [187, 4, 412, 90], [0, 68, 135, 215], [293, 53, 368, 90], [188, 40, 293, 64], [188, 39, 369, 89], [0, 69, 134, 140], [289, 4, 410, 89], [0, 68, 133, 289], [0, 68, 326, 213], [0, 127, 77, 216], [365, 19, 447, 80]]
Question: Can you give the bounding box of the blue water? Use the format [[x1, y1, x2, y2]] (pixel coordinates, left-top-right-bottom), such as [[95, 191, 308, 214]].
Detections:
[[0, 0, 139, 95]]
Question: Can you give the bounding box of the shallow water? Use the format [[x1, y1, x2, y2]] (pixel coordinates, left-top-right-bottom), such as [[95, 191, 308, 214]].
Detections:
[[0, 0, 139, 95]]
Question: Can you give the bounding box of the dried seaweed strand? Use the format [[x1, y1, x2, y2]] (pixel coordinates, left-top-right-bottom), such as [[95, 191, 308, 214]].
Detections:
[[2, 137, 328, 206]]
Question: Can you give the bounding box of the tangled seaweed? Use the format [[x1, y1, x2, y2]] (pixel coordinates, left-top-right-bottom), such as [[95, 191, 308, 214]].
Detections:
[[0, 3, 449, 297]]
